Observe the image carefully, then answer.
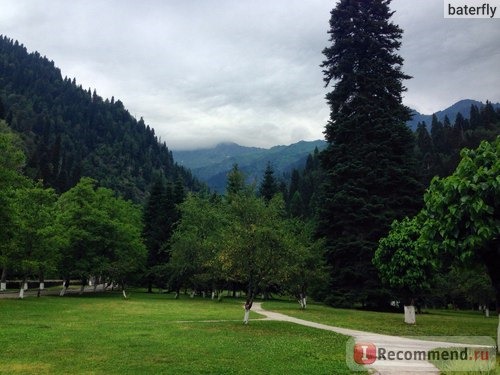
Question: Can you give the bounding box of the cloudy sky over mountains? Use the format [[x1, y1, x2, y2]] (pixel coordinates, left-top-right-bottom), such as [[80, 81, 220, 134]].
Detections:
[[1, 0, 499, 149]]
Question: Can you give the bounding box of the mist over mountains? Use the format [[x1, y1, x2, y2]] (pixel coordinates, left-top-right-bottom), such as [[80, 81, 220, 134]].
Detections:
[[174, 99, 499, 192]]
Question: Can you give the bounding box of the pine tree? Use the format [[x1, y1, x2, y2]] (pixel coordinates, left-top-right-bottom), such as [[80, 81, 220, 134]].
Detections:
[[430, 114, 445, 153], [226, 164, 246, 196], [469, 104, 481, 130], [319, 0, 422, 307], [259, 162, 278, 202]]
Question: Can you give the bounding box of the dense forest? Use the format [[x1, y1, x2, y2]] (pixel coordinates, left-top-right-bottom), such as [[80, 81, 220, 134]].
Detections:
[[0, 8, 499, 321], [283, 101, 500, 221], [0, 35, 201, 202]]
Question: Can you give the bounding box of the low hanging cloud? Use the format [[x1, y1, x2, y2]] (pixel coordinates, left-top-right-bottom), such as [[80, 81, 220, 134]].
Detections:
[[0, 0, 498, 150]]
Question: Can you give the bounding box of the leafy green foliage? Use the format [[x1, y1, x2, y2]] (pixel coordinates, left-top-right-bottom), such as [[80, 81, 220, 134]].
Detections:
[[56, 177, 146, 287], [168, 171, 324, 304], [10, 183, 60, 280], [420, 138, 500, 307], [374, 216, 433, 303]]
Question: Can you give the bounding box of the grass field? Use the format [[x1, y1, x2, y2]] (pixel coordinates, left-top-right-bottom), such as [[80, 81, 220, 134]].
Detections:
[[0, 292, 353, 374], [263, 299, 500, 374], [263, 299, 499, 339], [2, 292, 499, 374]]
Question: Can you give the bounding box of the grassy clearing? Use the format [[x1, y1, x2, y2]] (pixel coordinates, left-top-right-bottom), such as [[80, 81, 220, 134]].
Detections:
[[428, 347, 498, 375], [262, 299, 499, 339], [0, 292, 353, 374], [263, 299, 500, 374]]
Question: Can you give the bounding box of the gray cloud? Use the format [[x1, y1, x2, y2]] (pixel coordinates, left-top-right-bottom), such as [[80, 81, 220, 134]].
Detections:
[[0, 0, 498, 149]]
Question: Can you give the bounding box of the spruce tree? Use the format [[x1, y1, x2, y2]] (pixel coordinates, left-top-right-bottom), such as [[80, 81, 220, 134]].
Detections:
[[259, 162, 279, 202], [319, 0, 422, 307]]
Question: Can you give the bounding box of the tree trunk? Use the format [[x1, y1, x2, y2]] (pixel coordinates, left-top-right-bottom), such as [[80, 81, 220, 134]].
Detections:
[[497, 313, 500, 354], [79, 280, 85, 295], [404, 298, 416, 324], [243, 293, 253, 324], [147, 280, 153, 293], [481, 241, 500, 353], [60, 279, 69, 296], [37, 272, 44, 297], [297, 292, 307, 309], [18, 278, 26, 299], [1, 267, 7, 291], [243, 279, 255, 324], [122, 281, 128, 299]]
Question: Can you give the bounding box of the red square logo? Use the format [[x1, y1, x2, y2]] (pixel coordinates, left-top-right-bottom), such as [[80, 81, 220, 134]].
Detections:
[[354, 343, 377, 364]]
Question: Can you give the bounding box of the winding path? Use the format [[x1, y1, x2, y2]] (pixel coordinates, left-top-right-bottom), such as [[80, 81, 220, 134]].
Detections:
[[252, 302, 493, 374]]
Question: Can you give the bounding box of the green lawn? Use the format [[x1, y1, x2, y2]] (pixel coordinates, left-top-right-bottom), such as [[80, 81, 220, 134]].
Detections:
[[263, 299, 500, 374], [0, 292, 353, 374], [262, 299, 499, 339]]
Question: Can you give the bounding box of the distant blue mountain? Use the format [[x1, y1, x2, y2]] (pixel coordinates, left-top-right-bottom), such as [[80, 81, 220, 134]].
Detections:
[[173, 99, 499, 192], [173, 140, 327, 193], [407, 99, 500, 130]]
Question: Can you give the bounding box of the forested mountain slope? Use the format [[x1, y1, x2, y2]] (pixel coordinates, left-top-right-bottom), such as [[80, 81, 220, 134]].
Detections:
[[0, 36, 201, 202], [173, 140, 327, 192]]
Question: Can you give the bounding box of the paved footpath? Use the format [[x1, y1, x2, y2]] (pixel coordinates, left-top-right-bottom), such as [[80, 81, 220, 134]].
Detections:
[[252, 302, 491, 374]]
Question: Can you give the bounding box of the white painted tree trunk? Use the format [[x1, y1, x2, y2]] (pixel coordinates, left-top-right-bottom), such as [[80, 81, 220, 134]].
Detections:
[[19, 286, 24, 299], [190, 291, 195, 298], [1, 282, 6, 291], [302, 297, 307, 309], [485, 308, 490, 317], [243, 308, 250, 324], [497, 314, 499, 354], [404, 305, 416, 324], [39, 282, 44, 290], [211, 291, 215, 300], [202, 291, 205, 298], [23, 282, 28, 290], [122, 289, 127, 299], [60, 285, 68, 296]]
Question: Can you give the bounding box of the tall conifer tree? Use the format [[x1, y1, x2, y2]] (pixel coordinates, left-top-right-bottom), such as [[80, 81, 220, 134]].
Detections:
[[259, 162, 279, 202], [319, 0, 422, 306]]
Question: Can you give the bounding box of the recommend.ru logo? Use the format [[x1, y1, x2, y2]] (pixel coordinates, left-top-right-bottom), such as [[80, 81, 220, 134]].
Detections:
[[346, 336, 496, 373]]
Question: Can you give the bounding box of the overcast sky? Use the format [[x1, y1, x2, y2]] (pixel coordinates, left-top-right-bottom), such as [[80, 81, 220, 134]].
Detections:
[[1, 1, 499, 150]]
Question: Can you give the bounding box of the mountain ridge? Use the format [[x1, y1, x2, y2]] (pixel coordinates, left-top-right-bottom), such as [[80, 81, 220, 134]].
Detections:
[[407, 99, 500, 130], [0, 35, 201, 201], [173, 139, 327, 193], [174, 98, 499, 192]]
